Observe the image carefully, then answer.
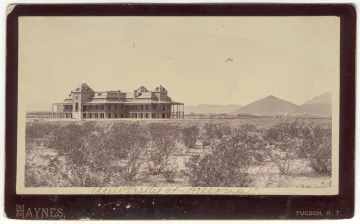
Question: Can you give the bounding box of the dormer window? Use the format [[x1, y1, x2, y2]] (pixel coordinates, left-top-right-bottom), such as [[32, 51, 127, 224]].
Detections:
[[98, 93, 102, 96], [76, 88, 80, 91]]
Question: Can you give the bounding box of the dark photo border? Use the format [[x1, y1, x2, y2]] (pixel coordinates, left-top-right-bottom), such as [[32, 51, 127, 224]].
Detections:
[[5, 4, 356, 220]]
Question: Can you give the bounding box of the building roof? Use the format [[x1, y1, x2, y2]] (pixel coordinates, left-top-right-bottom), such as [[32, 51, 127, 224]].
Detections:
[[59, 83, 182, 105], [125, 100, 183, 105], [92, 91, 121, 99], [83, 99, 125, 104], [154, 85, 167, 92], [72, 83, 94, 93]]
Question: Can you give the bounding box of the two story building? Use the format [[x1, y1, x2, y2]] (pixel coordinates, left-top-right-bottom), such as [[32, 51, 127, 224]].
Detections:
[[52, 83, 184, 119]]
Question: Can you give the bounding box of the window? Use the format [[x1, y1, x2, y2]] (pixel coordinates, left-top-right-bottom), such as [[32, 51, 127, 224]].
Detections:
[[83, 105, 86, 111], [115, 114, 117, 118], [100, 105, 104, 110], [95, 113, 98, 119], [75, 103, 78, 112], [89, 113, 92, 118], [152, 113, 156, 118], [145, 113, 149, 118], [100, 113, 104, 118], [108, 113, 111, 118], [115, 104, 117, 110]]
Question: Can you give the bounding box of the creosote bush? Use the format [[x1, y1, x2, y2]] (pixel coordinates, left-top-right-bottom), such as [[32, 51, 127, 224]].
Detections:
[[163, 167, 177, 183], [203, 122, 232, 140], [26, 122, 60, 147], [233, 124, 268, 162], [106, 122, 149, 181], [265, 121, 332, 175], [182, 135, 253, 187], [146, 123, 181, 175], [304, 125, 332, 175], [182, 125, 200, 148]]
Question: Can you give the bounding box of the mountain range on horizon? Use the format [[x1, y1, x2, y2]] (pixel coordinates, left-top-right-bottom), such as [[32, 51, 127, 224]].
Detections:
[[186, 92, 332, 116], [184, 104, 243, 115], [304, 92, 332, 104]]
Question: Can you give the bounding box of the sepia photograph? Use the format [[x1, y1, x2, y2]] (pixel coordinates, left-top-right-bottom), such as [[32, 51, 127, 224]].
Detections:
[[16, 16, 339, 195]]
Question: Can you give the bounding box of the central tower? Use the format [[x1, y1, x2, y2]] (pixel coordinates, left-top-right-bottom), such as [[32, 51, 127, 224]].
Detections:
[[71, 83, 94, 119]]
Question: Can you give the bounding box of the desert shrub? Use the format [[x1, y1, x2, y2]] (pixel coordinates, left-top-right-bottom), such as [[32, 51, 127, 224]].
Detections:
[[236, 124, 258, 133], [106, 122, 150, 181], [46, 123, 117, 186], [163, 167, 177, 183], [106, 122, 149, 159], [119, 149, 146, 182], [26, 122, 59, 145], [233, 125, 268, 162], [264, 121, 308, 161], [303, 125, 332, 175], [182, 125, 200, 148], [182, 136, 253, 187], [267, 121, 332, 175], [264, 121, 306, 173], [309, 157, 331, 175], [265, 122, 302, 147], [275, 154, 293, 174], [82, 121, 97, 131], [253, 150, 268, 162], [148, 123, 181, 143], [25, 163, 49, 187], [26, 122, 53, 138], [61, 131, 114, 186], [203, 123, 232, 140], [264, 121, 331, 175], [48, 122, 96, 153], [39, 122, 151, 186], [146, 123, 180, 175]]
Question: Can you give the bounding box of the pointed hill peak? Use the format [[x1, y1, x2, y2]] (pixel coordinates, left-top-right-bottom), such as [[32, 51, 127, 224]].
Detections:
[[234, 95, 299, 115]]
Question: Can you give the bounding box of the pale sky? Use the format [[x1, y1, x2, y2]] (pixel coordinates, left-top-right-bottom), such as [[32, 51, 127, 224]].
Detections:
[[18, 16, 340, 111]]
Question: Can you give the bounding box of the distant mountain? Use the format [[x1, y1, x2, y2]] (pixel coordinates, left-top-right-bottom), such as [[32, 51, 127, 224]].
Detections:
[[299, 92, 332, 115], [233, 95, 299, 115], [185, 104, 242, 115], [304, 92, 332, 104], [298, 103, 332, 115]]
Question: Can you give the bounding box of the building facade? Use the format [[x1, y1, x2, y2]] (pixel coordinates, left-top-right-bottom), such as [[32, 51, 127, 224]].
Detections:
[[52, 83, 184, 119]]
